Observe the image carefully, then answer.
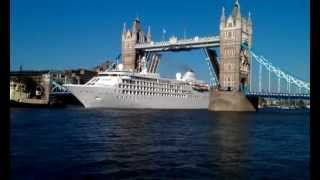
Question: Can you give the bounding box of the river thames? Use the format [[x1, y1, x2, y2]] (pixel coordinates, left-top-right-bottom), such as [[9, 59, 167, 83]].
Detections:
[[10, 107, 309, 179]]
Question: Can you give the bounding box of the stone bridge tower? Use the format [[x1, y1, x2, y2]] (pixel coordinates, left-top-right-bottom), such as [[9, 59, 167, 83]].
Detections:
[[209, 0, 256, 111], [121, 18, 151, 71], [219, 0, 252, 92]]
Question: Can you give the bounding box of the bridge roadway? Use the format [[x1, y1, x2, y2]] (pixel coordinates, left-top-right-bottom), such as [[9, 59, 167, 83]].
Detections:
[[135, 36, 220, 52], [246, 92, 310, 100]]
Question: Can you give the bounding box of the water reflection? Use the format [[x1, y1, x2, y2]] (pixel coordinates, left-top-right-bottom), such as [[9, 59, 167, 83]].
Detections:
[[97, 109, 172, 177], [207, 112, 254, 178]]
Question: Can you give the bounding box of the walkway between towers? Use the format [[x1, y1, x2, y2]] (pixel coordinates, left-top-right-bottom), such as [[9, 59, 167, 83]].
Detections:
[[135, 36, 220, 52]]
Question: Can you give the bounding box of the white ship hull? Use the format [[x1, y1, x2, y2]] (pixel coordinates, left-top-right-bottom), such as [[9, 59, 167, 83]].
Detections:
[[66, 85, 209, 109]]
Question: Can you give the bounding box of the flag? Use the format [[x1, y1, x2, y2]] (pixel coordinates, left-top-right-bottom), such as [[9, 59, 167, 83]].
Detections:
[[116, 53, 121, 60], [162, 28, 167, 34]]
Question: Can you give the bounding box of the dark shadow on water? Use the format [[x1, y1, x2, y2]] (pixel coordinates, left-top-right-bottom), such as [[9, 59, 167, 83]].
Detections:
[[206, 112, 255, 178]]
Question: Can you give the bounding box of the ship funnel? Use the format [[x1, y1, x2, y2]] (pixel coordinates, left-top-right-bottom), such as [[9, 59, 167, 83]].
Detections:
[[182, 70, 197, 82], [176, 72, 182, 80], [117, 64, 123, 71]]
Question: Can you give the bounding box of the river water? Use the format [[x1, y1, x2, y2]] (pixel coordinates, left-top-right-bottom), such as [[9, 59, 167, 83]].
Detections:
[[10, 107, 310, 179]]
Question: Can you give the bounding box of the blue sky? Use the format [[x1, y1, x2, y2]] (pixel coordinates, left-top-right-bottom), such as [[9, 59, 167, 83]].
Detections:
[[10, 0, 309, 89]]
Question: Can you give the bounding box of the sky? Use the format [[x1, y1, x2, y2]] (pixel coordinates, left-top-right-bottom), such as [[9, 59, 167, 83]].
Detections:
[[10, 0, 310, 90]]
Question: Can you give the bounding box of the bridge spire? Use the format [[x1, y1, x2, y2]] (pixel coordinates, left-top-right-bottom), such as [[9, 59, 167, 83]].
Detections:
[[235, 0, 239, 6], [232, 0, 241, 22], [122, 22, 127, 34], [147, 25, 152, 42], [220, 6, 225, 21], [147, 25, 151, 35], [132, 16, 141, 32], [248, 11, 252, 25], [122, 22, 127, 40], [220, 6, 226, 28]]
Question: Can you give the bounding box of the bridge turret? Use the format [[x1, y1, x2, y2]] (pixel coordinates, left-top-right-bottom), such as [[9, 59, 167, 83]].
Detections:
[[246, 12, 253, 47], [232, 0, 241, 25], [147, 25, 152, 42], [248, 12, 252, 25], [219, 0, 252, 92], [132, 17, 141, 32], [121, 22, 127, 41], [220, 7, 226, 29], [121, 18, 151, 71]]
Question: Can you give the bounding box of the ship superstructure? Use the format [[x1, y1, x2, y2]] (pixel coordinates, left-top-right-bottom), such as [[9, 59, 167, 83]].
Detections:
[[65, 67, 209, 109]]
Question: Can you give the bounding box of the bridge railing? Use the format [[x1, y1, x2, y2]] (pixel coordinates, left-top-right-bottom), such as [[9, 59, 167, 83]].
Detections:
[[246, 92, 310, 97], [246, 92, 310, 100]]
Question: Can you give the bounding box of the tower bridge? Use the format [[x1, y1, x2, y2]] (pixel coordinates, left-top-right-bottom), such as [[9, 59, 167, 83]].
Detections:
[[120, 0, 310, 111]]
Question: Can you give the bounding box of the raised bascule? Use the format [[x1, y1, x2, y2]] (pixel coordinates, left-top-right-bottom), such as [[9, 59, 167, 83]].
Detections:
[[120, 0, 309, 111]]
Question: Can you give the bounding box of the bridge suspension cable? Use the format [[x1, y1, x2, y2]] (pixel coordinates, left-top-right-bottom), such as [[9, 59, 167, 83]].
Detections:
[[268, 66, 271, 92], [258, 63, 262, 92], [243, 44, 310, 94]]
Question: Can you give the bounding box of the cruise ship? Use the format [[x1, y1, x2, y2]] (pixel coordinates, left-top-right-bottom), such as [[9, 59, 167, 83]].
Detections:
[[64, 64, 210, 109]]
